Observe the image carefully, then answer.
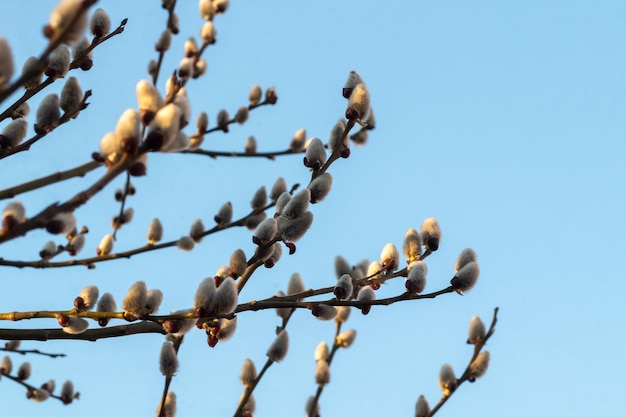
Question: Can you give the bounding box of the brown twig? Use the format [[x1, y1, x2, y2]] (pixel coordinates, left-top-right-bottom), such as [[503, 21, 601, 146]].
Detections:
[[308, 319, 343, 417], [0, 198, 280, 268], [428, 307, 499, 417], [0, 90, 93, 160], [0, 160, 101, 200], [0, 0, 98, 105], [0, 347, 66, 358], [0, 321, 166, 341], [182, 147, 300, 160], [0, 152, 137, 244], [0, 14, 126, 122]]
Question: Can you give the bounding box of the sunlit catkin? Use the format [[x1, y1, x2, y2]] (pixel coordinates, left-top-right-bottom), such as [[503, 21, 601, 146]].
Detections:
[[96, 234, 113, 256], [468, 351, 490, 381], [46, 0, 88, 45], [403, 228, 422, 263], [249, 84, 262, 106], [122, 281, 148, 317], [336, 329, 357, 348], [468, 315, 486, 344], [76, 285, 99, 311], [438, 364, 457, 396], [315, 360, 330, 385], [146, 218, 163, 244], [314, 341, 329, 362], [239, 358, 257, 386], [420, 217, 441, 252]]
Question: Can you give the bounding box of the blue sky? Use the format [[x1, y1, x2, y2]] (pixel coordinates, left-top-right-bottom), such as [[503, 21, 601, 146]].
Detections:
[[1, 1, 625, 416]]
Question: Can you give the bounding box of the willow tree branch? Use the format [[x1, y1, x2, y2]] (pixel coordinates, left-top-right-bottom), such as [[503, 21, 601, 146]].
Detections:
[[0, 285, 457, 330], [0, 90, 93, 160], [308, 320, 343, 417], [0, 152, 137, 244], [0, 13, 126, 124], [0, 0, 98, 105], [0, 322, 166, 341], [0, 160, 102, 201], [428, 307, 499, 417], [0, 198, 280, 268], [182, 147, 300, 160], [0, 347, 66, 358]]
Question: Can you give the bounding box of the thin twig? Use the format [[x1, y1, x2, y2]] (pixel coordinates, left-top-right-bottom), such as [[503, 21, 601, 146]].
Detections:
[[428, 307, 499, 417], [0, 14, 126, 122], [0, 198, 279, 268], [0, 152, 137, 244], [182, 147, 300, 160], [0, 0, 98, 105], [308, 320, 343, 417], [0, 90, 93, 160], [0, 160, 101, 200], [0, 347, 66, 358]]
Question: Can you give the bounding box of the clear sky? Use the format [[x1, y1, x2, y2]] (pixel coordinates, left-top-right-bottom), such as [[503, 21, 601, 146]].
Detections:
[[0, 1, 625, 416]]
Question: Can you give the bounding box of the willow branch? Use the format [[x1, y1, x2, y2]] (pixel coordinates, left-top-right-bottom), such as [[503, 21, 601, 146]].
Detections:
[[311, 119, 355, 181], [234, 357, 273, 417], [69, 18, 128, 70], [0, 347, 66, 358], [0, 322, 166, 341], [308, 320, 343, 417], [0, 152, 137, 244], [0, 372, 71, 404], [157, 334, 182, 417], [0, 197, 281, 268], [182, 147, 300, 160], [428, 307, 499, 417], [0, 0, 98, 105], [0, 90, 93, 160], [0, 14, 125, 124], [0, 160, 102, 201], [233, 312, 291, 417]]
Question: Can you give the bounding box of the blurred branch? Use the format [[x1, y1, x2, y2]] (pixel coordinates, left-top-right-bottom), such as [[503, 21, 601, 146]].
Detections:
[[0, 90, 93, 160], [68, 18, 128, 70], [0, 321, 166, 341], [0, 0, 98, 105], [0, 152, 136, 244], [0, 347, 66, 358], [1, 372, 71, 404], [157, 334, 182, 417], [0, 160, 101, 200], [0, 13, 125, 121], [182, 147, 300, 160]]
